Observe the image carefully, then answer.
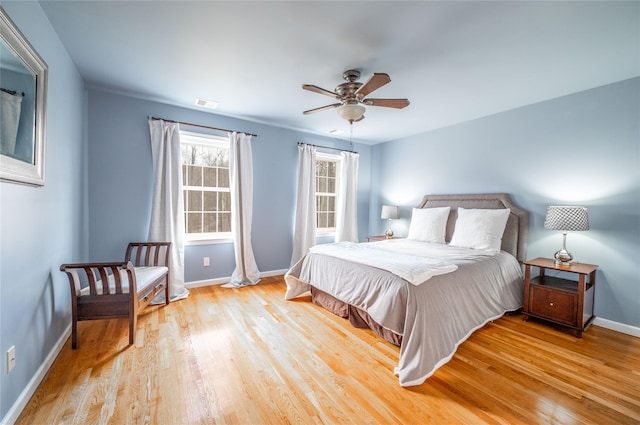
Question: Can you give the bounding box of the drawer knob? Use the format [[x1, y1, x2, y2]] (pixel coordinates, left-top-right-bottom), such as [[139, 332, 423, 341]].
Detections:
[[549, 302, 554, 306]]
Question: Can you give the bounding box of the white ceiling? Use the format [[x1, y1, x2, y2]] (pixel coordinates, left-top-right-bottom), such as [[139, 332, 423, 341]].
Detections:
[[38, 1, 639, 144]]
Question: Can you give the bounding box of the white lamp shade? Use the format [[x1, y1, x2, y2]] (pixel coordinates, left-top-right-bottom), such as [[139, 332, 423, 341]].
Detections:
[[381, 205, 400, 220], [337, 104, 365, 123], [544, 206, 589, 231]]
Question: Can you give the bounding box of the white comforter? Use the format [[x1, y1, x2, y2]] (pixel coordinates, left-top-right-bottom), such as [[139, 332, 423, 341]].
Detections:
[[310, 241, 458, 285], [285, 239, 523, 386]]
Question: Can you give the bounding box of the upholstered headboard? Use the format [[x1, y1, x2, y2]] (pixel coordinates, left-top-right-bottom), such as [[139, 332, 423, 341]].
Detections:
[[416, 193, 529, 263]]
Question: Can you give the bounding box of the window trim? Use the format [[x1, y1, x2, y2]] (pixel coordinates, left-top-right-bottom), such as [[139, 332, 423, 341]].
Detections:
[[180, 131, 232, 242]]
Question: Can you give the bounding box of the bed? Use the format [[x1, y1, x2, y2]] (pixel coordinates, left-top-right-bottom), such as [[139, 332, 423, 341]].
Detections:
[[285, 193, 529, 386]]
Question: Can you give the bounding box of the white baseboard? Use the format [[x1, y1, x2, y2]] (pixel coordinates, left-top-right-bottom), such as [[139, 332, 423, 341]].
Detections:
[[185, 277, 228, 288], [260, 269, 289, 278], [1, 325, 71, 425], [185, 269, 289, 289], [593, 317, 640, 338]]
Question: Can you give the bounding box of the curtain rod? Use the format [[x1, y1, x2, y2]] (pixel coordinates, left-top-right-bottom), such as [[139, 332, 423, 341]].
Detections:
[[1, 87, 25, 97], [298, 142, 357, 154], [149, 116, 258, 138]]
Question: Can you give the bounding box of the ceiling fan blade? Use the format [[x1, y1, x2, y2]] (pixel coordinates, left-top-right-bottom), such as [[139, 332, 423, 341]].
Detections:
[[303, 103, 342, 115], [355, 73, 391, 98], [363, 98, 410, 109], [302, 84, 339, 99]]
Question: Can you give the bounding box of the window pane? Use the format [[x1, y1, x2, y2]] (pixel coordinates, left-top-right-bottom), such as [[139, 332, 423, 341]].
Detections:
[[188, 190, 202, 211], [203, 191, 217, 211], [187, 213, 202, 233], [317, 176, 327, 193], [317, 195, 328, 212], [201, 147, 219, 166], [203, 167, 216, 187], [327, 213, 335, 228], [203, 213, 217, 233], [328, 177, 336, 193], [182, 145, 198, 165], [187, 165, 202, 186], [218, 168, 229, 187], [328, 196, 335, 211], [219, 192, 231, 212], [219, 213, 231, 232], [317, 212, 327, 228], [328, 161, 336, 177], [218, 149, 230, 167], [317, 160, 327, 177], [182, 164, 187, 182]]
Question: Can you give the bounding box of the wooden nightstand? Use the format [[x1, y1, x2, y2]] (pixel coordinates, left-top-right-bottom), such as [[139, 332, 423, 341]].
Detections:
[[523, 257, 598, 337]]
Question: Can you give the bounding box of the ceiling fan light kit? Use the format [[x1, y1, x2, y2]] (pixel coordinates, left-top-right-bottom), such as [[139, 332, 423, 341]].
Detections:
[[302, 69, 409, 124], [337, 103, 366, 123]]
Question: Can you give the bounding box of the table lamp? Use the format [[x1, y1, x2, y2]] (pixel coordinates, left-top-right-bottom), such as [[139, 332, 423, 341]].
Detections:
[[544, 206, 589, 265], [381, 205, 400, 239]]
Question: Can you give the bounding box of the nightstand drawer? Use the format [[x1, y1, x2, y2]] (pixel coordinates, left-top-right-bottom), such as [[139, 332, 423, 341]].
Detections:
[[529, 285, 577, 327]]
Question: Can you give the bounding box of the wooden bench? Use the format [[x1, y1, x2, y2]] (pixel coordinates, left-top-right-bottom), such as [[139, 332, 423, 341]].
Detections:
[[60, 242, 171, 348]]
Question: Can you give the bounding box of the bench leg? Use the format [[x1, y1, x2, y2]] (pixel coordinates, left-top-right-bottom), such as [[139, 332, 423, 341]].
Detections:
[[71, 318, 78, 349], [129, 315, 136, 345], [164, 277, 170, 305], [129, 299, 137, 345]]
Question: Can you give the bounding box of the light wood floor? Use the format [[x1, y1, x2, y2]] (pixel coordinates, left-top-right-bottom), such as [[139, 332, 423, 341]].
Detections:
[[17, 276, 640, 425]]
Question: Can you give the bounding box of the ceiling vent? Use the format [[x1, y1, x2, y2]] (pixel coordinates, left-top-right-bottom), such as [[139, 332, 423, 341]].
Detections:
[[194, 98, 219, 109]]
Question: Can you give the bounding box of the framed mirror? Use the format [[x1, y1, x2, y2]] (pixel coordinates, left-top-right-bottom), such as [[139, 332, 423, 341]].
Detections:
[[0, 7, 47, 186]]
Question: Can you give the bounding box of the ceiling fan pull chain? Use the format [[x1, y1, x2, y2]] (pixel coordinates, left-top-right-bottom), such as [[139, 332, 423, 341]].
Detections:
[[349, 122, 354, 149]]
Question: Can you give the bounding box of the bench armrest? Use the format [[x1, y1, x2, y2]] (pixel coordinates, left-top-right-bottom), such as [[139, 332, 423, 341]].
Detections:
[[60, 261, 135, 296]]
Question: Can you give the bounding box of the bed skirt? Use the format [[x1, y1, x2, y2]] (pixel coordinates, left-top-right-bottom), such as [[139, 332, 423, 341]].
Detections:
[[310, 286, 403, 347]]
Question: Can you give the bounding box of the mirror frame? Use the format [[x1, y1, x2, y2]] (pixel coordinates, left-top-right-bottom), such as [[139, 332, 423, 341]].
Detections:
[[0, 7, 48, 186]]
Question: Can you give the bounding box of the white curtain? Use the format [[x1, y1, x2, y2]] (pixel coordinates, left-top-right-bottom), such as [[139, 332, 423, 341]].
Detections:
[[148, 119, 189, 302], [223, 132, 261, 288], [0, 90, 22, 155], [290, 144, 317, 266], [335, 151, 360, 243]]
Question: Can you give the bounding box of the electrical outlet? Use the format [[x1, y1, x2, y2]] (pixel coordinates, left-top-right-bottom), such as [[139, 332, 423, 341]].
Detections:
[[7, 345, 16, 373], [203, 257, 210, 267]]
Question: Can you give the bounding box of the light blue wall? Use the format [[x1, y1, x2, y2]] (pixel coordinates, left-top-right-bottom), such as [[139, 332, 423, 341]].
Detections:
[[371, 77, 640, 328], [0, 4, 636, 422], [86, 89, 372, 282], [0, 1, 86, 421]]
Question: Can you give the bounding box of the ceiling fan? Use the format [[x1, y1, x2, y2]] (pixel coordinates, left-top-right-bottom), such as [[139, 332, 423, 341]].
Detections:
[[302, 70, 410, 123]]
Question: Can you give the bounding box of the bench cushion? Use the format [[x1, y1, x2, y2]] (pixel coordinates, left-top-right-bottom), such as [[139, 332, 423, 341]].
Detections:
[[80, 266, 168, 296]]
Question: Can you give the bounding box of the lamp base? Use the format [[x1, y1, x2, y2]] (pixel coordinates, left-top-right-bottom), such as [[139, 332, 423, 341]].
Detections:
[[385, 228, 394, 239], [554, 248, 573, 265]]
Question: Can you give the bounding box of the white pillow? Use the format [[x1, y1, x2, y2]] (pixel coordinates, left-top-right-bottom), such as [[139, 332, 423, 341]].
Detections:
[[407, 207, 451, 243], [449, 207, 511, 252]]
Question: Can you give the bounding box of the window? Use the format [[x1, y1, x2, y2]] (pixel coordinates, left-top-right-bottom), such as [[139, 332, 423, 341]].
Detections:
[[315, 153, 341, 234], [181, 131, 231, 241]]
